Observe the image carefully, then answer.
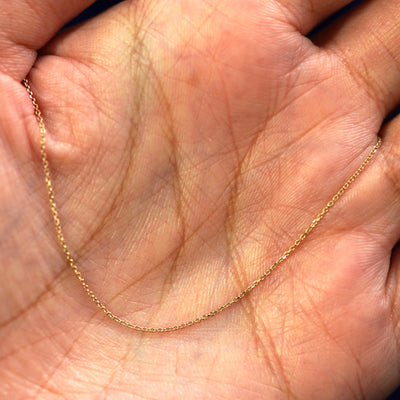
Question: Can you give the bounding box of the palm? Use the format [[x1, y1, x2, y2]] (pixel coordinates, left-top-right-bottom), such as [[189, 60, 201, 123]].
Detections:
[[1, 1, 400, 398]]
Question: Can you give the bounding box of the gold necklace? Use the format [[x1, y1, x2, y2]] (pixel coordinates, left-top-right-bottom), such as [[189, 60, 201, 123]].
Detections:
[[23, 79, 382, 333]]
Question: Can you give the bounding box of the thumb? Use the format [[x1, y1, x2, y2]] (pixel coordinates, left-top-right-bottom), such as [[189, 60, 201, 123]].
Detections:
[[0, 0, 97, 80]]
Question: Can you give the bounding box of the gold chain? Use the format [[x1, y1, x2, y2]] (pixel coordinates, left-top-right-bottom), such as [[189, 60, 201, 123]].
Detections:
[[23, 79, 382, 333]]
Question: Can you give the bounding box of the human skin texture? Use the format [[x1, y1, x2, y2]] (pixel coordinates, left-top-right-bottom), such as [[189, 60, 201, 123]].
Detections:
[[1, 0, 400, 399]]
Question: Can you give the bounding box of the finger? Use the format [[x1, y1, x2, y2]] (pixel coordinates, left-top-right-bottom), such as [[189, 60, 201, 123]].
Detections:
[[387, 241, 400, 336], [0, 0, 97, 79], [315, 0, 400, 119], [327, 114, 400, 279], [380, 114, 400, 260], [334, 112, 400, 247], [273, 0, 356, 34]]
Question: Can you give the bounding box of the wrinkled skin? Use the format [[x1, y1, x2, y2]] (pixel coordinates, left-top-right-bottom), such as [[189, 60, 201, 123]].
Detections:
[[1, 1, 400, 399]]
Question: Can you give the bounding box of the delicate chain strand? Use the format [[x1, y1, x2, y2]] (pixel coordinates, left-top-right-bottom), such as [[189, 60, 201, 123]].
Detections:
[[23, 79, 382, 333]]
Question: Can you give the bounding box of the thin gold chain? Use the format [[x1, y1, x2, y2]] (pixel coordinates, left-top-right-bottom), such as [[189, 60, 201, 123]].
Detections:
[[23, 79, 382, 333]]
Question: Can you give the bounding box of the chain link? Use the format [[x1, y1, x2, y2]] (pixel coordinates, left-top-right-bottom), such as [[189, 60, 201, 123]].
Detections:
[[23, 79, 382, 333]]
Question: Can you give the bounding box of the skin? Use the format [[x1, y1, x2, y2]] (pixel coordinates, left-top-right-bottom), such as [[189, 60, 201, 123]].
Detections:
[[1, 0, 400, 398]]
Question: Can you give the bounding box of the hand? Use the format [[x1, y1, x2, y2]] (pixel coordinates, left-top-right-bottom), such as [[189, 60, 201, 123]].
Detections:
[[1, 1, 400, 398]]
